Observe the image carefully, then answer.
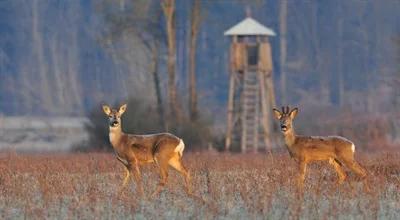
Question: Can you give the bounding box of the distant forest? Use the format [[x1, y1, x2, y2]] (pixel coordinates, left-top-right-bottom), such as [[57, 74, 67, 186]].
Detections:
[[0, 0, 399, 119]]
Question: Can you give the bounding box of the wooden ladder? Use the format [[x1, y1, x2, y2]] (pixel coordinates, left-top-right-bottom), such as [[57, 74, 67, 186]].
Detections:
[[241, 70, 260, 152]]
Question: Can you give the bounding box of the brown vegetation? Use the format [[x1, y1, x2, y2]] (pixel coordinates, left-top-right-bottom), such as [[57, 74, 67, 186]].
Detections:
[[0, 151, 399, 218]]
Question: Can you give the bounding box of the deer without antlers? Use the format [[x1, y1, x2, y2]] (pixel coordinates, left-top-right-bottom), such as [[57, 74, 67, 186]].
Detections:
[[102, 104, 191, 197], [273, 106, 367, 188]]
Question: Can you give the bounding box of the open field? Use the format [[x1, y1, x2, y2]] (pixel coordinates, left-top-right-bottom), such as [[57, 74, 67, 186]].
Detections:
[[0, 151, 399, 219]]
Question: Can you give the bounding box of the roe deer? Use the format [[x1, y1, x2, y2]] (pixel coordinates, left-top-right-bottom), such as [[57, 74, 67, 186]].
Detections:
[[273, 106, 367, 188], [102, 104, 191, 197]]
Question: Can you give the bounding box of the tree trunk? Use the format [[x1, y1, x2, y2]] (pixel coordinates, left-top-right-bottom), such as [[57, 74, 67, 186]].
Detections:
[[337, 4, 344, 107], [311, 2, 323, 99], [32, 0, 53, 114], [162, 0, 181, 122], [50, 35, 65, 113], [151, 41, 165, 128], [188, 0, 200, 121], [395, 37, 400, 109], [66, 11, 83, 115], [279, 0, 288, 104]]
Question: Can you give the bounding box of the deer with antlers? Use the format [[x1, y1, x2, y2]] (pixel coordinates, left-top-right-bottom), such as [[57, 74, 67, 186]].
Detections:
[[102, 104, 191, 197], [273, 106, 367, 188]]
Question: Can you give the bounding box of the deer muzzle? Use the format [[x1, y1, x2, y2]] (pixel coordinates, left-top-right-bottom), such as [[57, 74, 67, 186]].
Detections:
[[109, 118, 119, 127]]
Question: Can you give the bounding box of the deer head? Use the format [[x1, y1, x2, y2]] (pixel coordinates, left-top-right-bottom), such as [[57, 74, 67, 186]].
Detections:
[[102, 104, 127, 128], [272, 106, 298, 134]]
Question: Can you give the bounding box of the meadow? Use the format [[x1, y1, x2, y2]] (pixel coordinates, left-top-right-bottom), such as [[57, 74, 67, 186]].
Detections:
[[0, 151, 399, 219]]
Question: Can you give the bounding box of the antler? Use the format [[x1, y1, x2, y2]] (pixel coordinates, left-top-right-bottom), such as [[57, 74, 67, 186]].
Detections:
[[281, 106, 290, 115]]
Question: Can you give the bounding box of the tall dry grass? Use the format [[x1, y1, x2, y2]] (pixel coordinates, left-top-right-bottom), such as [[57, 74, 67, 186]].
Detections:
[[0, 151, 399, 219]]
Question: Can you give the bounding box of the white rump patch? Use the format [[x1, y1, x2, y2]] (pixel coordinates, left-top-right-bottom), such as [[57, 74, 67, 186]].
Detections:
[[351, 144, 355, 153], [175, 139, 185, 156]]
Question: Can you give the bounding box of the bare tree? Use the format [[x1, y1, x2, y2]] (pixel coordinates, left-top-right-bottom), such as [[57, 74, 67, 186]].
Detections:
[[386, 37, 400, 109], [162, 0, 181, 121], [151, 41, 165, 128], [188, 0, 200, 121], [32, 0, 53, 113], [279, 0, 288, 104], [337, 3, 344, 107], [396, 37, 400, 108]]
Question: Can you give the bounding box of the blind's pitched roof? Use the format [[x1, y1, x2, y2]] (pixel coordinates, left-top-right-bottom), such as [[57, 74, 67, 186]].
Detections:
[[224, 17, 276, 36]]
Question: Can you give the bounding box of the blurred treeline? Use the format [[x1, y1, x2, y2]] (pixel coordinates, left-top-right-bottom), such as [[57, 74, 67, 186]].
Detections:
[[0, 0, 399, 149]]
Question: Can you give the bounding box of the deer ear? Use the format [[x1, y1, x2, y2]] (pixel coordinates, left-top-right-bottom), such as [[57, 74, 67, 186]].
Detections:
[[102, 105, 111, 115], [289, 108, 298, 119], [119, 104, 127, 114], [272, 108, 282, 120]]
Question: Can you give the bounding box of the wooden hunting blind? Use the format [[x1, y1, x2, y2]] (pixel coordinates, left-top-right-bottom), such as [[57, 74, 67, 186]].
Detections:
[[224, 16, 276, 153]]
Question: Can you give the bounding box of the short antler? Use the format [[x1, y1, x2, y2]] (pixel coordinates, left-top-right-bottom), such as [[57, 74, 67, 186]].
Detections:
[[281, 106, 290, 115]]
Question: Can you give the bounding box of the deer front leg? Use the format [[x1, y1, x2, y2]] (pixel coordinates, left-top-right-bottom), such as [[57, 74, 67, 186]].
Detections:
[[297, 160, 307, 189], [116, 156, 131, 191], [131, 162, 144, 195], [122, 165, 131, 187], [117, 164, 132, 195]]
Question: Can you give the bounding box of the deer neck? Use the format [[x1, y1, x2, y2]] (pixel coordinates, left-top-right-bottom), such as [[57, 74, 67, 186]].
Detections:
[[109, 126, 124, 150], [283, 128, 297, 154]]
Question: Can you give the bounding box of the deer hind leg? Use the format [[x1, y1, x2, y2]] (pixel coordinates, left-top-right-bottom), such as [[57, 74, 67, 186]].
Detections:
[[168, 154, 191, 194], [152, 159, 169, 198], [338, 149, 367, 179], [340, 156, 370, 191], [328, 158, 347, 184], [342, 158, 367, 178]]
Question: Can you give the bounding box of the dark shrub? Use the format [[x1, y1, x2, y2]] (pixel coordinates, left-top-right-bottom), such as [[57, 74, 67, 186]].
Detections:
[[79, 97, 215, 152]]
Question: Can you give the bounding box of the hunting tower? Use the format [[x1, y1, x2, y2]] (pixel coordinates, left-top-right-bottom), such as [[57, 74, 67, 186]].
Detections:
[[224, 16, 276, 153]]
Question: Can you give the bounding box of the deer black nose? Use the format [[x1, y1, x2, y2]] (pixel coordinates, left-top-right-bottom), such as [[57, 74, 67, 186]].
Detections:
[[281, 125, 288, 131], [110, 121, 119, 127]]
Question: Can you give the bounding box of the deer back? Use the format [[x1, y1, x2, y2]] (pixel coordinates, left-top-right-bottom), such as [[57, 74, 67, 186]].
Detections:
[[119, 133, 181, 163], [292, 135, 353, 161]]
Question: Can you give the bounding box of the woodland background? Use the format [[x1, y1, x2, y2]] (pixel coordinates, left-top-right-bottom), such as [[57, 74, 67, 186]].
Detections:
[[0, 0, 399, 151]]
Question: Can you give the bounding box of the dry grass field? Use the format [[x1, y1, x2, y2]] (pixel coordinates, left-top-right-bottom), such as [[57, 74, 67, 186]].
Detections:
[[0, 151, 399, 219]]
